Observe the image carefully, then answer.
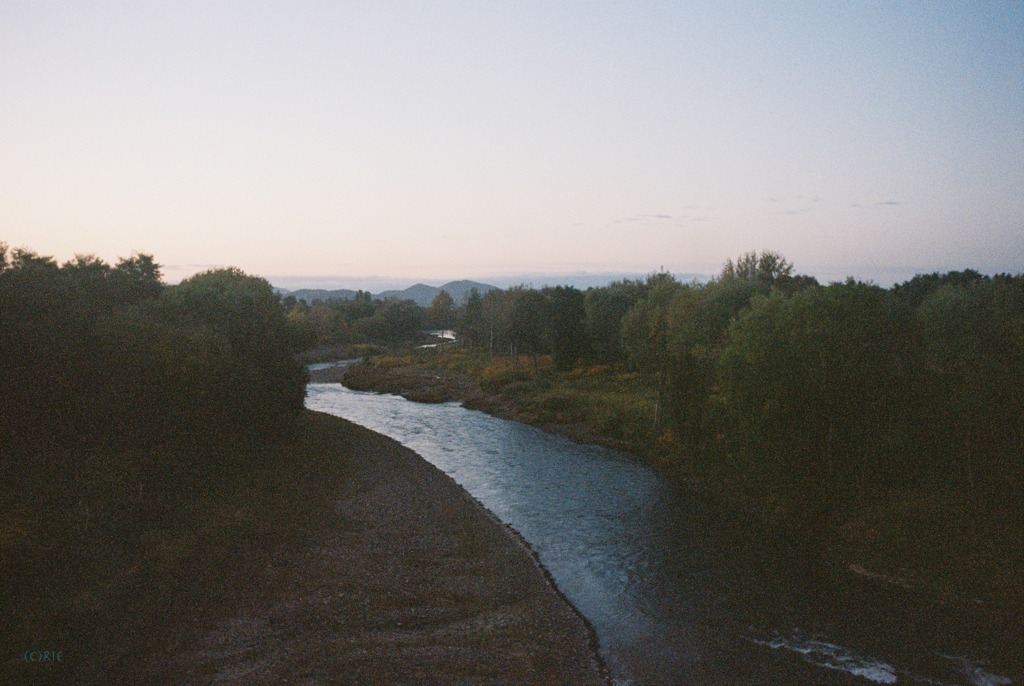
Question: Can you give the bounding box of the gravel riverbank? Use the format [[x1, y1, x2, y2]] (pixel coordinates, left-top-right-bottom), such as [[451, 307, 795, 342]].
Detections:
[[139, 411, 608, 685], [5, 410, 606, 685]]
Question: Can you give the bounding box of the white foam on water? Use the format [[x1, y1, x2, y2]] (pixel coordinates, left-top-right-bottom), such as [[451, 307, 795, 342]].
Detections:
[[751, 635, 898, 684], [753, 634, 1016, 686]]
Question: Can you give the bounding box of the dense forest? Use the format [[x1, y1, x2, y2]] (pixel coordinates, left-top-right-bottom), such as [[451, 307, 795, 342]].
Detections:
[[495, 257, 1018, 526], [0, 244, 308, 471], [0, 243, 310, 622], [1, 243, 317, 680]]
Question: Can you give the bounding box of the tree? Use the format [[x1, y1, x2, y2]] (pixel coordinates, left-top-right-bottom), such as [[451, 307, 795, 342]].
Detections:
[[621, 273, 683, 431], [719, 250, 794, 284], [507, 286, 546, 368], [427, 289, 456, 330], [584, 280, 645, 363], [480, 288, 512, 357], [457, 287, 486, 349], [158, 268, 308, 448], [915, 279, 1024, 508], [892, 269, 988, 309], [717, 282, 915, 514], [358, 298, 423, 344], [542, 286, 587, 371], [113, 252, 163, 301]]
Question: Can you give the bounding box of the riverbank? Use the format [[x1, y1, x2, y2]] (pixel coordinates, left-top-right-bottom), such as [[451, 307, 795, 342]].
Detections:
[[332, 354, 644, 453], [2, 410, 607, 685], [329, 352, 1024, 623]]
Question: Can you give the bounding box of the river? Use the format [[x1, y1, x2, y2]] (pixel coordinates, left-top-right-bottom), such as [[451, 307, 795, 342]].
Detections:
[[305, 379, 1019, 686]]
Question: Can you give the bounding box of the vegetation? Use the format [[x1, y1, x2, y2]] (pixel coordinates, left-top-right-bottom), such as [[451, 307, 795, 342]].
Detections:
[[0, 243, 312, 679], [0, 247, 308, 460], [284, 287, 429, 357], [342, 252, 1023, 606], [1, 243, 606, 683], [11, 238, 1015, 623]]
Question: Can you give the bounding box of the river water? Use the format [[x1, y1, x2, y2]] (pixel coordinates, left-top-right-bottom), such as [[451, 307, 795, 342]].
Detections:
[[305, 380, 1020, 686]]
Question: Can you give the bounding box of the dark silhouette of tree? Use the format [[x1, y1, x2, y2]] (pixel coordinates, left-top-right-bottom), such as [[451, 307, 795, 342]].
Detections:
[[542, 285, 587, 371], [584, 279, 645, 363], [457, 287, 486, 349], [0, 251, 308, 486], [427, 289, 456, 330], [719, 250, 794, 283], [507, 286, 546, 368]]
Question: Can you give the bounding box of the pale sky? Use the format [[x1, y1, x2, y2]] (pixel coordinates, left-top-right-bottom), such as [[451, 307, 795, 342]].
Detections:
[[3, 2, 1022, 286]]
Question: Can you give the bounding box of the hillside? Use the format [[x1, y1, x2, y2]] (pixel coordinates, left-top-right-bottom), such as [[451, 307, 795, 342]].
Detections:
[[285, 280, 498, 307]]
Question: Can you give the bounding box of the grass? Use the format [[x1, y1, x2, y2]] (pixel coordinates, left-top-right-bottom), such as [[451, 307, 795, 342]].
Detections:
[[376, 347, 660, 450]]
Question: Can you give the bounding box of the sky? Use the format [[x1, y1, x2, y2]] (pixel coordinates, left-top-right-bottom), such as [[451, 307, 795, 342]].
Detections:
[[2, 2, 1022, 287]]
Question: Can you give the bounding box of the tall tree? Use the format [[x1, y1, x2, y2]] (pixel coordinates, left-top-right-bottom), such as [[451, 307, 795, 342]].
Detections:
[[543, 285, 587, 371], [621, 273, 683, 432], [457, 287, 486, 349], [427, 289, 456, 330], [915, 279, 1024, 508], [584, 280, 645, 363], [507, 286, 546, 368]]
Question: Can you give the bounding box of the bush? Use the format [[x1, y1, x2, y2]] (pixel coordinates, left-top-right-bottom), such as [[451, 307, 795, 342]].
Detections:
[[480, 360, 532, 393]]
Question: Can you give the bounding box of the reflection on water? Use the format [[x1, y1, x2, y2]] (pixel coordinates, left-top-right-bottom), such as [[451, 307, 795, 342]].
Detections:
[[306, 382, 1019, 686]]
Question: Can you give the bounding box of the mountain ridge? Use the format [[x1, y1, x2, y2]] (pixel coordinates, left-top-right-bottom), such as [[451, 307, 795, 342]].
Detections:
[[281, 280, 498, 307]]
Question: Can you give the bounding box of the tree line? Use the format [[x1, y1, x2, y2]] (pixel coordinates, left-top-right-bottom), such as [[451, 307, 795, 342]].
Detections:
[[437, 252, 1021, 525], [0, 244, 308, 490], [278, 249, 1022, 525]]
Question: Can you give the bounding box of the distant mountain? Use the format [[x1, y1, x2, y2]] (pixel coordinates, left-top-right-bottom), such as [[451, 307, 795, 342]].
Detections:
[[279, 280, 498, 307], [378, 280, 498, 307], [439, 280, 500, 304], [480, 271, 710, 289], [283, 288, 359, 303], [376, 283, 441, 306]]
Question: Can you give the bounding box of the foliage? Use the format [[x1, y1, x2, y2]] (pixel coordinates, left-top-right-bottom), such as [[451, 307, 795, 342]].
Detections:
[[357, 298, 424, 344], [584, 279, 645, 363], [541, 285, 587, 371], [379, 253, 1020, 551], [719, 250, 793, 284], [0, 247, 308, 480], [506, 286, 547, 363], [914, 278, 1024, 507], [279, 249, 1019, 541], [717, 282, 916, 510], [426, 289, 457, 330]]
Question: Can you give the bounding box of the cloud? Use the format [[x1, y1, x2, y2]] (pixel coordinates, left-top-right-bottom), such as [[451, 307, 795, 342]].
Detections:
[[850, 200, 905, 209], [614, 214, 676, 224]]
